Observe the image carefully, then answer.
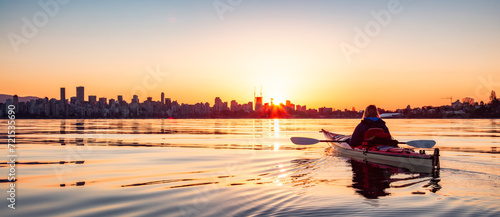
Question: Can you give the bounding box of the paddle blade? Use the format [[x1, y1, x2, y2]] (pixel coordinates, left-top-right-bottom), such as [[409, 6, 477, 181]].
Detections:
[[290, 137, 321, 145], [406, 140, 436, 148]]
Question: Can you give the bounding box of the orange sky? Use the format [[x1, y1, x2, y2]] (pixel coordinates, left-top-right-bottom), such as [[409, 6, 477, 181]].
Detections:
[[1, 1, 499, 110]]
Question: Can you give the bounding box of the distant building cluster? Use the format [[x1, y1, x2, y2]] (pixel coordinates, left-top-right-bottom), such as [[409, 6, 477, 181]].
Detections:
[[1, 87, 498, 119], [394, 93, 500, 118], [0, 86, 321, 119]]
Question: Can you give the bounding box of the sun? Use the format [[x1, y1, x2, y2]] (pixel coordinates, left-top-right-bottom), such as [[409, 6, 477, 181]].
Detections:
[[271, 95, 286, 105]]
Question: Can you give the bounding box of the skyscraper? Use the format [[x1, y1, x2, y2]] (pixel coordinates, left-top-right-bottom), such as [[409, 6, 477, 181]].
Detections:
[[254, 86, 263, 111], [230, 100, 238, 111], [76, 86, 84, 103], [88, 95, 97, 105], [165, 98, 172, 109], [60, 87, 66, 104], [214, 97, 223, 111], [117, 95, 123, 104], [161, 92, 165, 104], [98, 97, 107, 108], [13, 95, 18, 112]]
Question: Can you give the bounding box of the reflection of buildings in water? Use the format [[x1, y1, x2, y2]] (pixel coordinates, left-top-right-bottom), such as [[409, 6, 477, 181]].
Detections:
[[76, 119, 85, 132], [76, 138, 84, 146], [214, 120, 231, 135], [60, 119, 66, 134], [60, 120, 67, 145], [113, 120, 124, 134], [283, 119, 298, 132], [161, 119, 176, 134], [253, 119, 263, 139], [60, 181, 86, 187], [131, 121, 139, 133], [87, 137, 97, 146], [160, 119, 164, 134], [144, 121, 153, 134], [59, 138, 66, 146]]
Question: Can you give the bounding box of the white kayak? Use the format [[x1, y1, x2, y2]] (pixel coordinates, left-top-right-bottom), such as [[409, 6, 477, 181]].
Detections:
[[321, 129, 440, 174]]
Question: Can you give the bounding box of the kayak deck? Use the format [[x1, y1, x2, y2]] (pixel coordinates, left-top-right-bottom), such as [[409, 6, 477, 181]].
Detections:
[[321, 129, 440, 174]]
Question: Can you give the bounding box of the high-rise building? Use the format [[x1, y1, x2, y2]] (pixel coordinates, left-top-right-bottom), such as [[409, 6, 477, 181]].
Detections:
[[132, 95, 139, 104], [214, 97, 223, 111], [230, 100, 238, 111], [296, 105, 306, 112], [254, 86, 263, 111], [88, 95, 97, 105], [76, 86, 84, 103], [247, 102, 253, 112], [13, 95, 18, 112], [60, 87, 67, 114], [161, 92, 165, 104], [98, 97, 107, 108], [254, 97, 262, 111], [117, 95, 123, 104], [165, 98, 172, 109], [5, 99, 13, 107], [60, 88, 66, 104], [49, 98, 57, 116]]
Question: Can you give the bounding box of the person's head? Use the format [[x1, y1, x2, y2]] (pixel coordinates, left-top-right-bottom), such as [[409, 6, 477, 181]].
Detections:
[[363, 105, 380, 118]]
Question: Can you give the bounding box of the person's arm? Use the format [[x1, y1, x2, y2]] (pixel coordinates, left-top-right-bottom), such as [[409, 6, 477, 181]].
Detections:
[[383, 125, 390, 135], [350, 124, 365, 147], [380, 120, 390, 135]]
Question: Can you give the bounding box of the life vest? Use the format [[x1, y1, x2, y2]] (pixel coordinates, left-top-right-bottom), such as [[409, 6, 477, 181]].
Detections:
[[362, 128, 397, 146]]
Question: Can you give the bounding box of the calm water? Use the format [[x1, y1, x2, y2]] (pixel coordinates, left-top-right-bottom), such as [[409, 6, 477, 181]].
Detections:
[[1, 119, 499, 217]]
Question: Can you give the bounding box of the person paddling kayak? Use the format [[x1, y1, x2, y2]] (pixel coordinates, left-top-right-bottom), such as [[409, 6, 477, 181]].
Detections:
[[349, 105, 391, 148]]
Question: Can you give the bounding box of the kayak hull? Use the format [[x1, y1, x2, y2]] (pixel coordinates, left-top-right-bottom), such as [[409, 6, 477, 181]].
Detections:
[[322, 129, 440, 174]]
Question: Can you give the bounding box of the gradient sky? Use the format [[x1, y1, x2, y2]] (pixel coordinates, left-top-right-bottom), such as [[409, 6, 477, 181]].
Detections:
[[1, 0, 499, 110]]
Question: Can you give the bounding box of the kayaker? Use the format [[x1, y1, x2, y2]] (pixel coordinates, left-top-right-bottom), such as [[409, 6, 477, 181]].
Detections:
[[349, 105, 390, 147]]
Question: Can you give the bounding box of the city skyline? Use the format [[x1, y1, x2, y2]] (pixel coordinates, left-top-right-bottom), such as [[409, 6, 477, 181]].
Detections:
[[2, 84, 497, 113], [32, 85, 307, 111], [1, 83, 497, 112], [1, 1, 500, 110], [2, 84, 498, 119]]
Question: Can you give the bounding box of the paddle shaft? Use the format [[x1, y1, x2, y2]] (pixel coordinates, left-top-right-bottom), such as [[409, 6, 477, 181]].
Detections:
[[291, 136, 435, 148], [320, 139, 410, 144]]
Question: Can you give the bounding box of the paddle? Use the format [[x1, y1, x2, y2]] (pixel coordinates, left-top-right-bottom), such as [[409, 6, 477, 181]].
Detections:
[[290, 137, 436, 148], [403, 140, 436, 148]]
